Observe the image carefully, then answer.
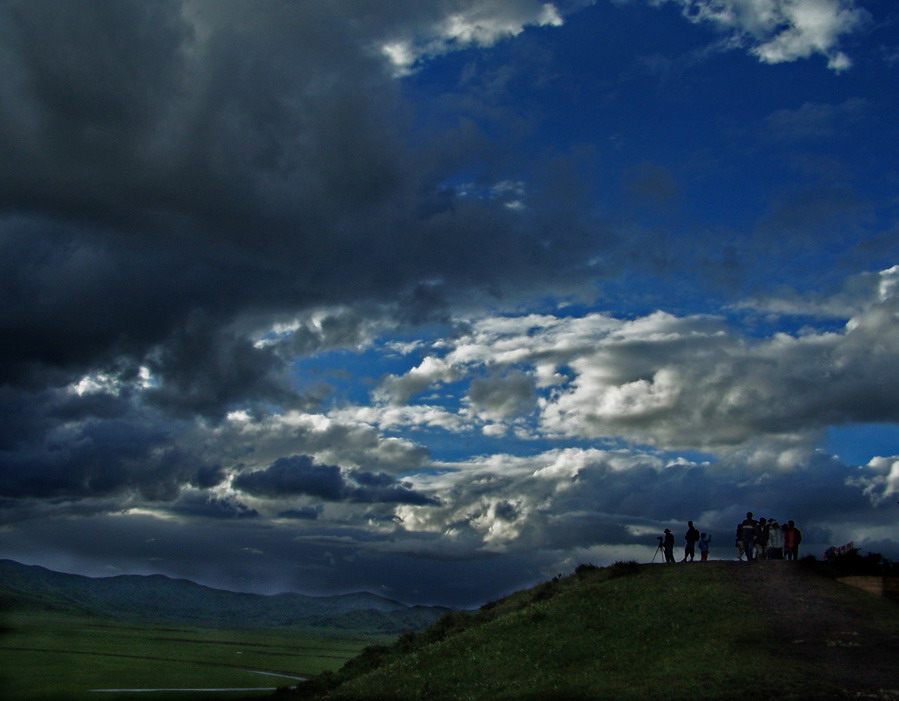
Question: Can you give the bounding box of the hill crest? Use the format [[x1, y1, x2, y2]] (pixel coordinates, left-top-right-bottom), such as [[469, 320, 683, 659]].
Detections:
[[0, 559, 449, 632], [303, 560, 899, 700]]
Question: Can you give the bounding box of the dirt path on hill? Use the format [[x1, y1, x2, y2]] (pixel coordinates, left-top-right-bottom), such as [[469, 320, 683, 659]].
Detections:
[[725, 560, 899, 699]]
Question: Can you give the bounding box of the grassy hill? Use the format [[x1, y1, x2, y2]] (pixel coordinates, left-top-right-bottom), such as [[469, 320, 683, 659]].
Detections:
[[0, 560, 449, 633], [288, 560, 899, 700]]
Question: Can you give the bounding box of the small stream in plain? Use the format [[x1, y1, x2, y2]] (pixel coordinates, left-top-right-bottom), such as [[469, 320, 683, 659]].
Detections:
[[90, 669, 307, 693]]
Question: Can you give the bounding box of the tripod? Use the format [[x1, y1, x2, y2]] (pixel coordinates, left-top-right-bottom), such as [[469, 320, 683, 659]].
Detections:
[[651, 538, 664, 563]]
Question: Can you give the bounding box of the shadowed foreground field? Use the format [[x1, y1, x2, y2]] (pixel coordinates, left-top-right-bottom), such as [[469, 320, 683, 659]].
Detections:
[[0, 610, 383, 701]]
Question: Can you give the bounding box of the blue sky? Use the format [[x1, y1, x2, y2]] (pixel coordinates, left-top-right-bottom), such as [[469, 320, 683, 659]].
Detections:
[[1, 0, 898, 607]]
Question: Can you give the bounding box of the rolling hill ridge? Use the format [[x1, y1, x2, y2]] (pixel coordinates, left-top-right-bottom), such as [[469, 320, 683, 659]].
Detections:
[[0, 559, 449, 632]]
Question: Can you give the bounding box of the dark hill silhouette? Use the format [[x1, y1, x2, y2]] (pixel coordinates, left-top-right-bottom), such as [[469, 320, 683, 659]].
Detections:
[[0, 559, 449, 632]]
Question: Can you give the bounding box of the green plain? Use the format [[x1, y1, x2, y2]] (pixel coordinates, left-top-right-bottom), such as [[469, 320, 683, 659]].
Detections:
[[0, 610, 385, 701]]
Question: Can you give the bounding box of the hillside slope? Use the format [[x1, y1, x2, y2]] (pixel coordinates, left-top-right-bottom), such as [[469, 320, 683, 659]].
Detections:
[[298, 561, 899, 700], [0, 559, 449, 632]]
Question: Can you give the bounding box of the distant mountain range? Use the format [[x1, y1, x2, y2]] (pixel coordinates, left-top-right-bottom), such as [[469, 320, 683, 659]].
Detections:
[[0, 559, 450, 632]]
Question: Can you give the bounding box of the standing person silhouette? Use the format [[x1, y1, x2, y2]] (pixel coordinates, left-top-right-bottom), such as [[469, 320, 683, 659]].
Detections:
[[683, 521, 700, 562], [698, 532, 711, 561], [740, 512, 758, 562], [756, 517, 769, 560], [784, 520, 802, 560], [663, 528, 676, 564], [767, 519, 783, 559]]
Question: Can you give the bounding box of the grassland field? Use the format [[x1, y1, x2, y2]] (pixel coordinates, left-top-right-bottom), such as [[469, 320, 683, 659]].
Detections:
[[0, 609, 389, 701]]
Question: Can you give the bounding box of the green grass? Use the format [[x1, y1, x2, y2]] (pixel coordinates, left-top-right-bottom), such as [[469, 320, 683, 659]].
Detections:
[[317, 563, 827, 700], [0, 609, 387, 701]]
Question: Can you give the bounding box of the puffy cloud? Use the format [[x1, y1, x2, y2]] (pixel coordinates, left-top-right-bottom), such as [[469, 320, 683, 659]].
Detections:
[[467, 371, 538, 421], [203, 410, 431, 475], [851, 456, 899, 504], [334, 404, 470, 433], [733, 266, 894, 320], [378, 1, 565, 74], [396, 448, 666, 553], [660, 0, 869, 70], [377, 356, 462, 405], [252, 306, 385, 355], [543, 296, 898, 452], [375, 267, 899, 460]]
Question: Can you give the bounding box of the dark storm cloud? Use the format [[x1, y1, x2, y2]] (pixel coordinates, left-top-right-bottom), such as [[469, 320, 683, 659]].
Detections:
[[233, 454, 439, 505], [0, 415, 187, 500], [171, 493, 260, 520], [141, 311, 300, 418], [277, 506, 321, 521], [0, 385, 218, 502], [191, 463, 227, 490], [0, 0, 391, 382], [0, 0, 601, 400], [234, 456, 345, 500]]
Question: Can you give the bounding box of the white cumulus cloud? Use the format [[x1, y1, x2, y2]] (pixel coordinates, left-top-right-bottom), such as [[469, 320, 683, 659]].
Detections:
[[659, 0, 869, 70], [369, 267, 899, 464], [379, 1, 565, 74]]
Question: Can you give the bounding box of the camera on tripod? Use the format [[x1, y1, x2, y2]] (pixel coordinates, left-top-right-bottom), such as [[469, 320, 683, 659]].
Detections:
[[651, 533, 666, 563]]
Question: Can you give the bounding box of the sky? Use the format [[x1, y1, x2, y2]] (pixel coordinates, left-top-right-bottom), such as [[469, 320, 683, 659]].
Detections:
[[1, 0, 898, 608]]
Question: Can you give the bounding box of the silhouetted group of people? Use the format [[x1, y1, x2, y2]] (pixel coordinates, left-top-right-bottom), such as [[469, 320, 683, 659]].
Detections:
[[658, 513, 802, 564], [660, 520, 711, 563], [736, 512, 802, 562]]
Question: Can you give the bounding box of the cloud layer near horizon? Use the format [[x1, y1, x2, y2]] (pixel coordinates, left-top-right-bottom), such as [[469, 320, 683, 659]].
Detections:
[[3, 268, 897, 604]]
